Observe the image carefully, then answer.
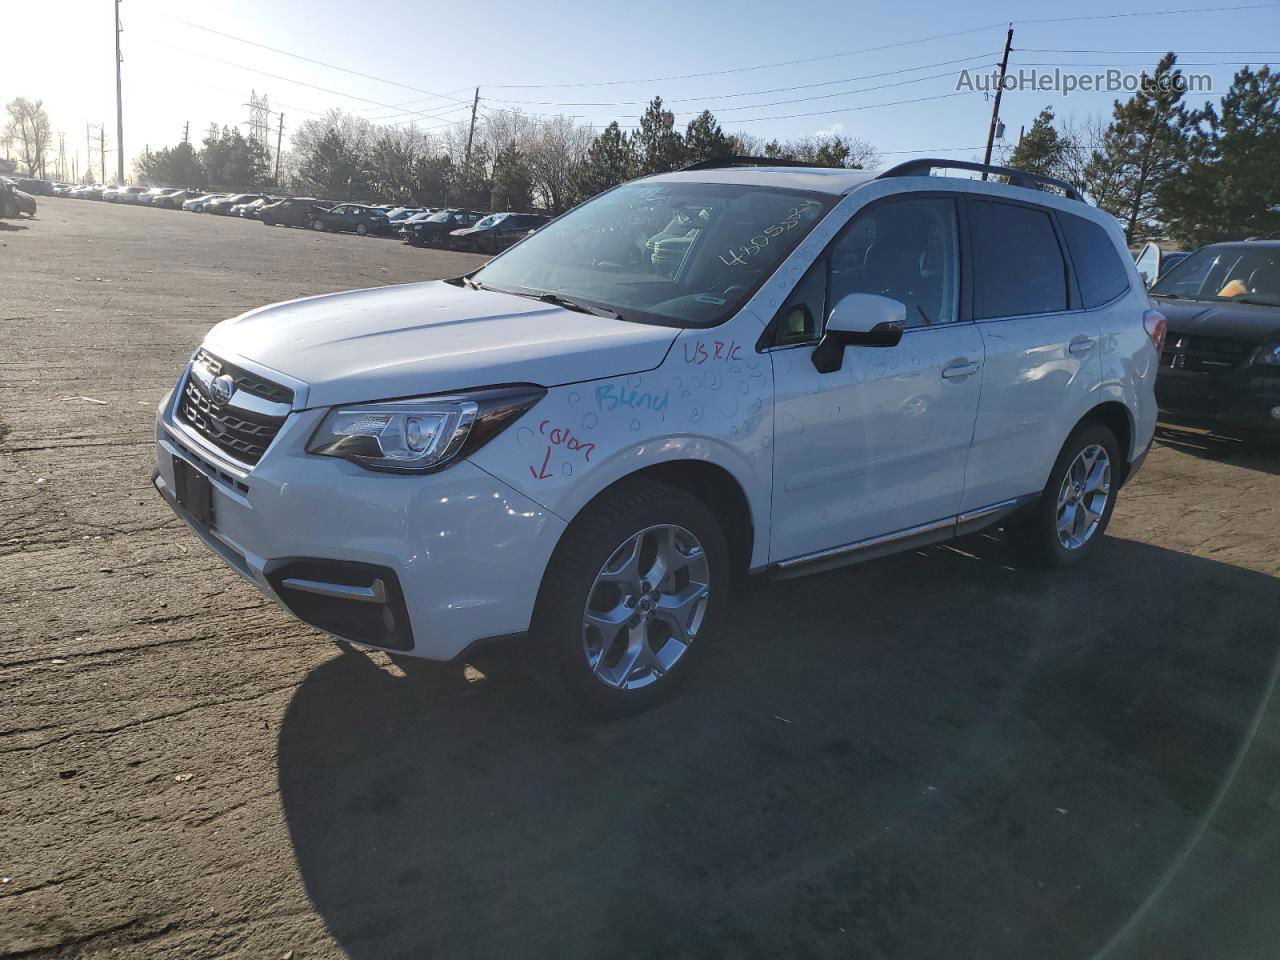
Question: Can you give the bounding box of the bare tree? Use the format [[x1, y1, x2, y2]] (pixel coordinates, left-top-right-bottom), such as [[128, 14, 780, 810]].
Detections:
[[526, 115, 593, 213], [5, 97, 52, 176]]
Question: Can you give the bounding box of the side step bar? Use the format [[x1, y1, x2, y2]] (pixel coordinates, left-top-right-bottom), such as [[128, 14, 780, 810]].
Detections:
[[771, 497, 1028, 580]]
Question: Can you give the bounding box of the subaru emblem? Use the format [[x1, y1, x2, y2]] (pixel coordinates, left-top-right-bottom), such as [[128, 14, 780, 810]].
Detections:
[[210, 374, 235, 406]]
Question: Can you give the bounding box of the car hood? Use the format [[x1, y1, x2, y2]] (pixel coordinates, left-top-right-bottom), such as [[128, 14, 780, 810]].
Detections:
[[1154, 296, 1280, 339], [203, 280, 678, 409]]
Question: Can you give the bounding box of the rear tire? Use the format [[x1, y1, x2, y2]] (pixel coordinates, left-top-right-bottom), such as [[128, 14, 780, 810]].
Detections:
[[1006, 422, 1121, 568], [356, 223, 369, 236], [530, 481, 729, 716], [312, 219, 325, 231]]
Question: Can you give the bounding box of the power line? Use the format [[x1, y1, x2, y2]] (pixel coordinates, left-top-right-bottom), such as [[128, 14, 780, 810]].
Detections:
[[691, 90, 969, 125], [1017, 2, 1280, 24], [483, 52, 1001, 108], [155, 14, 475, 108], [487, 23, 1010, 89], [1022, 47, 1280, 53]]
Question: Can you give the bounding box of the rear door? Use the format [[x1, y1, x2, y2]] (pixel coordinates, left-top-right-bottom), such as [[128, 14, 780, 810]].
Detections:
[[959, 197, 1104, 513]]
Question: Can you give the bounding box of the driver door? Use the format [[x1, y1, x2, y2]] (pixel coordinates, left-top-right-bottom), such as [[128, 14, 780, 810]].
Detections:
[[768, 194, 984, 563]]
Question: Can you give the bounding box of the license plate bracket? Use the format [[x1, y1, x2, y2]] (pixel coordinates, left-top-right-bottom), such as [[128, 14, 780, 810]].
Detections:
[[172, 457, 215, 530]]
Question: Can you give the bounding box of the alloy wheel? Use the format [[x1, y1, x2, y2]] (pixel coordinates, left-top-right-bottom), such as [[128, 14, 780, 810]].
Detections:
[[1056, 443, 1111, 550], [582, 524, 711, 690]]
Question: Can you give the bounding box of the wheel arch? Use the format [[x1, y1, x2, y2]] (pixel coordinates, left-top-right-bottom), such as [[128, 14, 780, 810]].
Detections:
[[1078, 400, 1135, 482], [550, 459, 758, 589]]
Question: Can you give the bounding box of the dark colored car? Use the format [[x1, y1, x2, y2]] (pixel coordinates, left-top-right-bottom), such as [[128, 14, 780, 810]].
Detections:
[[1151, 239, 1280, 433], [205, 193, 266, 216], [1134, 241, 1190, 288], [449, 212, 551, 253], [401, 208, 484, 247], [1, 182, 36, 217], [309, 202, 392, 236], [260, 197, 326, 228], [16, 178, 55, 196]]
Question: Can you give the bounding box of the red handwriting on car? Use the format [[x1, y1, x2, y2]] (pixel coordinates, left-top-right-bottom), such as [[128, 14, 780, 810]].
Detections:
[[529, 419, 596, 480], [683, 339, 743, 365]]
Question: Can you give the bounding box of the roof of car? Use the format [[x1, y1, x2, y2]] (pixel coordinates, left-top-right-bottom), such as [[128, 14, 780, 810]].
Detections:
[[645, 165, 878, 195]]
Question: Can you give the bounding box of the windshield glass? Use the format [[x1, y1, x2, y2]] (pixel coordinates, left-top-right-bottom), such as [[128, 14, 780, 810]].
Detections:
[[427, 210, 456, 223], [1151, 245, 1280, 305], [475, 213, 507, 229], [473, 181, 836, 327]]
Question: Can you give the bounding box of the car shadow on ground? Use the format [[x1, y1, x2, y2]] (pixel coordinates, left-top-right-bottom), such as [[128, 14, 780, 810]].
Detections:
[[278, 534, 1280, 960], [1155, 421, 1280, 476], [0, 221, 30, 231]]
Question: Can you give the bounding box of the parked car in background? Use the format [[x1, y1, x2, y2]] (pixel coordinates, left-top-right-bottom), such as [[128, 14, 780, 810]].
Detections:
[[205, 193, 266, 216], [138, 187, 175, 205], [1134, 241, 1190, 288], [71, 185, 104, 200], [385, 207, 425, 226], [1151, 239, 1280, 433], [260, 197, 325, 228], [154, 189, 203, 209], [183, 193, 225, 212], [52, 182, 75, 197], [118, 186, 150, 204], [16, 178, 55, 196], [401, 208, 484, 246], [232, 197, 277, 218], [309, 202, 392, 236], [449, 212, 551, 253], [153, 158, 1159, 714], [1, 183, 37, 217]]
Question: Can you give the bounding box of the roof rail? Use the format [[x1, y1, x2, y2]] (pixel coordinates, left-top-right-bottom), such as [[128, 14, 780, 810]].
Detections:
[[876, 158, 1083, 202], [679, 155, 819, 172]]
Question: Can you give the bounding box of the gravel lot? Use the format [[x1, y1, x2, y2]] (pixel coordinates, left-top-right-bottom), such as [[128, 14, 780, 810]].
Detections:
[[3, 197, 1280, 960]]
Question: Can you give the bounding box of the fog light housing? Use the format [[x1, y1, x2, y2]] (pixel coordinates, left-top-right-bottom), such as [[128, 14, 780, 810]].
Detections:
[[1270, 406, 1280, 420]]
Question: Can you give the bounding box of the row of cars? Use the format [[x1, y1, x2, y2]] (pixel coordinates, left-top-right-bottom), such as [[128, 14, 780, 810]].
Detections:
[[54, 180, 552, 253]]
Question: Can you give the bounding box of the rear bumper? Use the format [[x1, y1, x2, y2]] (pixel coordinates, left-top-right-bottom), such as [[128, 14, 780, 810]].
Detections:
[[1156, 367, 1280, 432]]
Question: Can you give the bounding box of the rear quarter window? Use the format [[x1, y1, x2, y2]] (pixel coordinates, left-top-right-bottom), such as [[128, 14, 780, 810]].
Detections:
[[1060, 213, 1131, 307]]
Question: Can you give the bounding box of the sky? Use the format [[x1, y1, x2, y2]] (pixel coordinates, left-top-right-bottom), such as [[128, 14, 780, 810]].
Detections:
[[3, 0, 1278, 183]]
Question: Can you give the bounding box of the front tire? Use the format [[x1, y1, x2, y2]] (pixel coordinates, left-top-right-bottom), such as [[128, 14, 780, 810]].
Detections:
[[312, 219, 325, 231], [356, 222, 369, 236], [530, 481, 730, 716], [1006, 422, 1120, 568]]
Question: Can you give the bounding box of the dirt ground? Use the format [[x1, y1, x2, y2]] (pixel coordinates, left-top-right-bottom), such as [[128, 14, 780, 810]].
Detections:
[[2, 198, 1279, 960]]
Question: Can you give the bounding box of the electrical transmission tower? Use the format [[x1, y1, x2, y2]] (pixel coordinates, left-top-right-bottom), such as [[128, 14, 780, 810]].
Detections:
[[245, 91, 272, 147]]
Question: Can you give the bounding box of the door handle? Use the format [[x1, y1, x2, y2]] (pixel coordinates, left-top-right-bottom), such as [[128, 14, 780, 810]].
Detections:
[[1069, 337, 1095, 355], [941, 361, 980, 380]]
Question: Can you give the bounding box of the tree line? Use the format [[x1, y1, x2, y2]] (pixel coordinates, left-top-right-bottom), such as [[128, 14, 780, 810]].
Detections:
[[8, 55, 1277, 246], [1006, 57, 1279, 246]]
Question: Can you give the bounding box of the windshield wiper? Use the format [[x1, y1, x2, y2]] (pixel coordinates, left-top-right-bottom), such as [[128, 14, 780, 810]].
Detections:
[[1228, 294, 1280, 307], [528, 291, 621, 320]]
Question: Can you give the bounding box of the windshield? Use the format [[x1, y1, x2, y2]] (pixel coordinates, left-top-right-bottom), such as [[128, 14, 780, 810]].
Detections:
[[1151, 245, 1280, 306], [472, 181, 836, 327], [427, 210, 456, 223], [474, 213, 507, 229]]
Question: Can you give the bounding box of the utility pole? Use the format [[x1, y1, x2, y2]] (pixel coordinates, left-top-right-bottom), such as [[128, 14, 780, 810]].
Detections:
[[58, 132, 66, 181], [114, 0, 125, 185], [86, 125, 93, 182], [183, 121, 189, 144], [982, 24, 1014, 179], [274, 113, 285, 185], [464, 87, 480, 164], [100, 125, 106, 188]]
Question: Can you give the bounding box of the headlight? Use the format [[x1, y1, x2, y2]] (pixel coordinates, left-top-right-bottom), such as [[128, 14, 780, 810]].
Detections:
[[1253, 343, 1280, 366], [306, 385, 545, 473]]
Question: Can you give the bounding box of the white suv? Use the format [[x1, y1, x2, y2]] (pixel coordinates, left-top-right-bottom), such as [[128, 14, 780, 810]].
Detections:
[[154, 159, 1163, 713]]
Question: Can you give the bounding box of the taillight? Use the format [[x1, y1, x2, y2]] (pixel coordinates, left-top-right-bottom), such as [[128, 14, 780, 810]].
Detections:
[[1143, 309, 1167, 353]]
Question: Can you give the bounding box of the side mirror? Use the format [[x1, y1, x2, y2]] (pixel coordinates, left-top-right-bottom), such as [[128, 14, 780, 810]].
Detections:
[[811, 293, 906, 373]]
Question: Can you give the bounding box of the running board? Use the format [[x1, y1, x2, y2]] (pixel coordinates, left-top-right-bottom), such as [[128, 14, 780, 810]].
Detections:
[[770, 497, 1028, 580]]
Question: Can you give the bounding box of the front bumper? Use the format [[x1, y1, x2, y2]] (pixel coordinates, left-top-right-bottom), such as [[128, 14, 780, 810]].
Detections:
[[1156, 366, 1280, 432], [153, 376, 566, 660]]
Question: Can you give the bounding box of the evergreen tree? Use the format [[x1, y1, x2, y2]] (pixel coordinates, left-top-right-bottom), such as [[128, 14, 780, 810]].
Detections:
[[450, 144, 493, 209], [1007, 107, 1066, 178], [135, 140, 206, 187], [201, 126, 271, 191], [1083, 53, 1190, 241], [683, 110, 732, 165], [490, 145, 533, 211], [1159, 65, 1280, 246], [573, 121, 637, 201], [637, 97, 684, 175]]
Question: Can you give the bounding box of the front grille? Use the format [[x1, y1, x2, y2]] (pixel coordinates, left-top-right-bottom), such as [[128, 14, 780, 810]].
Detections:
[[1161, 334, 1255, 373], [178, 351, 292, 465]]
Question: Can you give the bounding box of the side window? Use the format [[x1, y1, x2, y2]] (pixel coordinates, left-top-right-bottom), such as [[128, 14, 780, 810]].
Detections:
[[330, 205, 347, 215], [1060, 213, 1131, 307], [772, 256, 827, 346], [970, 199, 1069, 318], [828, 196, 960, 328]]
